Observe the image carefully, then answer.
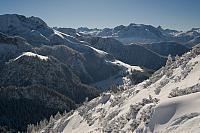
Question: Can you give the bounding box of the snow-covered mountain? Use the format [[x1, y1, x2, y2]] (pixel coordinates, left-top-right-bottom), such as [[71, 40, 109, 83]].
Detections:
[[157, 26, 181, 37], [77, 23, 166, 44], [0, 14, 149, 89], [38, 44, 200, 133], [77, 25, 200, 47], [173, 28, 200, 44], [77, 27, 101, 36], [0, 14, 193, 71], [0, 14, 199, 132], [1, 14, 199, 47], [0, 14, 53, 46]]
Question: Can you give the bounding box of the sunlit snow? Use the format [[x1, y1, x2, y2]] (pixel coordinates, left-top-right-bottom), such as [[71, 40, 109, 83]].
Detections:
[[14, 52, 48, 61]]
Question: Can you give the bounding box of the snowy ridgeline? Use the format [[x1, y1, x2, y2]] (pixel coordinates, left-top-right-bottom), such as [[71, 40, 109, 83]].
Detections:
[[14, 52, 48, 61], [29, 45, 200, 133]]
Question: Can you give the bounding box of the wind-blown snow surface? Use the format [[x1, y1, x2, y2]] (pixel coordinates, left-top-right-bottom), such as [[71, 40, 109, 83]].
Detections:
[[39, 46, 200, 133]]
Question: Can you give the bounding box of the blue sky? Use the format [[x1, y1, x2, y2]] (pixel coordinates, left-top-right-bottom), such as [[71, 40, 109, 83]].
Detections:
[[0, 0, 199, 31]]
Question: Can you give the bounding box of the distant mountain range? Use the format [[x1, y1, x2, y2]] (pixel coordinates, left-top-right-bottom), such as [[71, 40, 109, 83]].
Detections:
[[0, 14, 199, 132], [77, 24, 166, 44], [77, 24, 200, 46]]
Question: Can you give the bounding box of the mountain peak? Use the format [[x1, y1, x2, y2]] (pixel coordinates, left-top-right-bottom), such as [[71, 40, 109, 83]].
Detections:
[[0, 14, 49, 35]]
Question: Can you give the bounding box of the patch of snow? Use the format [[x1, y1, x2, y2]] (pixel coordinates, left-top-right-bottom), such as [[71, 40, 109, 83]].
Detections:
[[110, 60, 143, 72], [14, 52, 48, 61], [53, 29, 65, 39], [86, 45, 109, 55]]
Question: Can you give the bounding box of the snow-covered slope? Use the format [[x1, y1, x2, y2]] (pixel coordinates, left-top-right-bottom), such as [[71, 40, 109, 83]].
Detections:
[[93, 59, 146, 90], [157, 26, 181, 37], [38, 45, 200, 133]]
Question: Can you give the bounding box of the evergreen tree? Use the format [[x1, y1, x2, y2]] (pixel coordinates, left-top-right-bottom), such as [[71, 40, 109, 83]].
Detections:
[[175, 55, 180, 61], [49, 115, 54, 123], [166, 54, 173, 66], [55, 112, 62, 120]]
